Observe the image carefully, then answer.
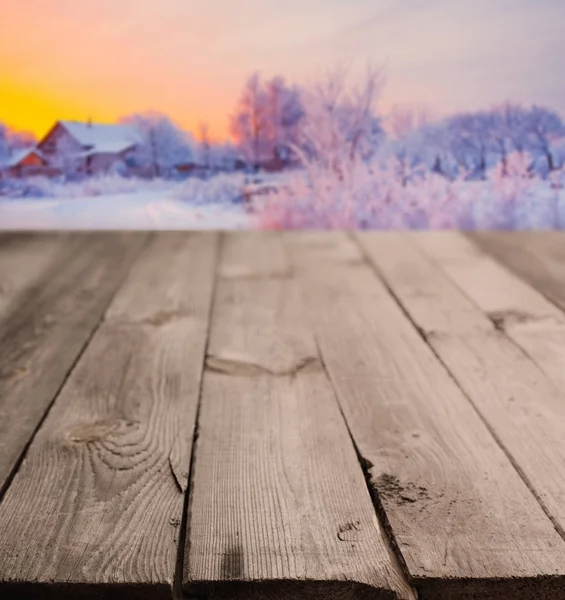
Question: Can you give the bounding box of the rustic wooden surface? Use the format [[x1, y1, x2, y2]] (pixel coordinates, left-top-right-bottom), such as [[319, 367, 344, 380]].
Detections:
[[357, 233, 565, 544], [0, 233, 217, 599], [413, 233, 565, 489], [0, 233, 64, 316], [470, 231, 565, 313], [422, 232, 565, 389], [185, 236, 414, 599], [218, 231, 291, 281], [0, 231, 565, 600], [288, 232, 565, 599], [0, 232, 149, 498]]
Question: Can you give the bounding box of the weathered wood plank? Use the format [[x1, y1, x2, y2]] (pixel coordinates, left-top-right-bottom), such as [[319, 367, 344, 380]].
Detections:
[[0, 233, 218, 600], [282, 231, 366, 267], [470, 232, 565, 313], [0, 233, 149, 497], [184, 238, 414, 600], [359, 232, 565, 544], [417, 232, 565, 391], [219, 231, 291, 280], [0, 233, 66, 317], [286, 232, 565, 600]]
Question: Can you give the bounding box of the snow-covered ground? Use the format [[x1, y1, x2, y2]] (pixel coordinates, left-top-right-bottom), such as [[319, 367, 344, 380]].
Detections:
[[251, 162, 565, 230], [0, 191, 249, 229], [1, 168, 565, 230], [0, 175, 251, 229]]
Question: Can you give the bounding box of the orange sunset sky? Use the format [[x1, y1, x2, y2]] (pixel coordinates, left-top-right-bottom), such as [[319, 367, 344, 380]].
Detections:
[[2, 0, 564, 141]]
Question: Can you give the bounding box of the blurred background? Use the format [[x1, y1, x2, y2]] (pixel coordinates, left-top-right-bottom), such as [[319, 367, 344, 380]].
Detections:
[[1, 0, 564, 229]]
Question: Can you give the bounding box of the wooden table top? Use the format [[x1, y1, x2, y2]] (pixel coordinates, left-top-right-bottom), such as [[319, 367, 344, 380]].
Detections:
[[0, 231, 565, 600]]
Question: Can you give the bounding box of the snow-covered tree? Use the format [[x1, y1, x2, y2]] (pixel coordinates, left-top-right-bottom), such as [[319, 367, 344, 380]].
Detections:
[[419, 123, 459, 179], [230, 73, 303, 168], [230, 73, 269, 169], [381, 107, 433, 185], [446, 111, 495, 180], [0, 123, 36, 165], [263, 76, 303, 161], [120, 112, 197, 178], [487, 103, 529, 174], [552, 138, 565, 172], [523, 106, 565, 175], [441, 104, 565, 179], [336, 66, 385, 163], [294, 64, 385, 172]]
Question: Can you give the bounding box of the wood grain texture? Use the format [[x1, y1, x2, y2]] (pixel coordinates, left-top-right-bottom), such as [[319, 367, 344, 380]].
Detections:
[[283, 231, 366, 267], [470, 232, 565, 313], [417, 232, 565, 392], [286, 232, 565, 600], [185, 238, 415, 600], [0, 233, 218, 600], [219, 232, 291, 280], [0, 233, 65, 317], [361, 232, 565, 543], [0, 233, 149, 497]]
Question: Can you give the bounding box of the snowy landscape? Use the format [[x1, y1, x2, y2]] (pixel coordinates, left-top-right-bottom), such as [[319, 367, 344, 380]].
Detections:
[[0, 169, 256, 229], [2, 67, 565, 230], [2, 1, 565, 230]]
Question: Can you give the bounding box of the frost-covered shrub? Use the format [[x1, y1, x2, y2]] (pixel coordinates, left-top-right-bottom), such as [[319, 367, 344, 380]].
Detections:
[[251, 156, 565, 230], [170, 173, 245, 205]]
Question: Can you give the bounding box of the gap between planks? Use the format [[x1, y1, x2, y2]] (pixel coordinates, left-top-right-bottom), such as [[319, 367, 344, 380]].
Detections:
[[0, 232, 151, 500], [365, 232, 565, 543], [173, 233, 225, 600], [183, 231, 415, 600], [465, 231, 565, 390], [0, 233, 218, 600], [286, 231, 565, 600], [469, 232, 565, 315]]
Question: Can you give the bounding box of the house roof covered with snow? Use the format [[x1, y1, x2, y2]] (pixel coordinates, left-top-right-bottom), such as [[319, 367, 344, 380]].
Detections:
[[2, 147, 45, 168], [59, 121, 142, 154], [78, 141, 140, 157]]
